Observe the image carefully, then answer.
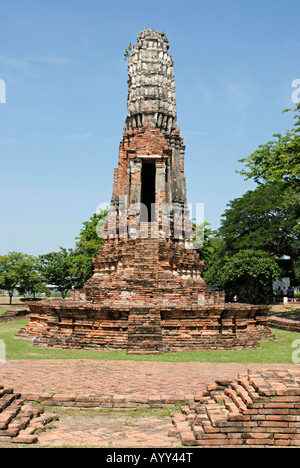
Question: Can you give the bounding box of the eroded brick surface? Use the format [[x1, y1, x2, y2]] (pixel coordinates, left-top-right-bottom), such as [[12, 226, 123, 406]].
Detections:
[[172, 369, 300, 447], [0, 383, 57, 445]]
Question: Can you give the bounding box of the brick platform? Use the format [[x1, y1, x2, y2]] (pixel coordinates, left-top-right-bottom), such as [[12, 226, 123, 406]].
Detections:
[[172, 369, 300, 447], [17, 301, 274, 352]]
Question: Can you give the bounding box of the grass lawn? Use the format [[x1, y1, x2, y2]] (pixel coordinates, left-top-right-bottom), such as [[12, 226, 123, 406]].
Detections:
[[0, 318, 299, 363]]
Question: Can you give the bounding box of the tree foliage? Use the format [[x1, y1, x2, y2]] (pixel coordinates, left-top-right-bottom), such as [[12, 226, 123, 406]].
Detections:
[[38, 248, 76, 299], [204, 249, 282, 303], [0, 252, 47, 303], [196, 223, 226, 272], [16, 255, 48, 298], [237, 104, 300, 187], [218, 182, 300, 260], [124, 43, 132, 61], [0, 252, 24, 304], [71, 210, 107, 286]]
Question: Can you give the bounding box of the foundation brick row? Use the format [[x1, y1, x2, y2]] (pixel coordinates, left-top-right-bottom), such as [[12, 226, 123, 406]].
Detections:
[[20, 391, 189, 409], [268, 316, 300, 333], [17, 301, 274, 352]]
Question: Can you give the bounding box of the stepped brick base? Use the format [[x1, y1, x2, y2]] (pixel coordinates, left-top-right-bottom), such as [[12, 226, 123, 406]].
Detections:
[[17, 237, 274, 354], [0, 383, 58, 444], [17, 301, 274, 353], [171, 369, 300, 447]]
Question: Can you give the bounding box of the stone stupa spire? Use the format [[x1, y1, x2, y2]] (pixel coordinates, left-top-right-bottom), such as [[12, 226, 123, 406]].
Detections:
[[126, 29, 177, 133]]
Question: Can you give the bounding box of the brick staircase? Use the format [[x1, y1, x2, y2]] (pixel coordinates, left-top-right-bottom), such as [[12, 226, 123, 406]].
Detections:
[[133, 232, 159, 285], [0, 383, 58, 444], [126, 235, 164, 354], [172, 369, 300, 447]]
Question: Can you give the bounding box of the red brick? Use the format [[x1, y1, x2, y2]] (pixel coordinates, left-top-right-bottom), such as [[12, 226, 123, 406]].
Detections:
[[12, 435, 38, 444], [274, 439, 290, 446], [245, 438, 274, 446]]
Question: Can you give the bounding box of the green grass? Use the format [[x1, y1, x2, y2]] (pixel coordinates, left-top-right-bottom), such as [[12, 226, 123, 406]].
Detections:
[[0, 318, 299, 363], [46, 405, 182, 419]]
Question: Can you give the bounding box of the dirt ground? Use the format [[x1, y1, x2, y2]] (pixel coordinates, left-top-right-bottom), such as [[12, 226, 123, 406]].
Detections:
[[0, 410, 180, 449], [35, 408, 180, 448]]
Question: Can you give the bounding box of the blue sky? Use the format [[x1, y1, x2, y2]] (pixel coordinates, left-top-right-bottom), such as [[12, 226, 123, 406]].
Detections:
[[0, 0, 299, 256]]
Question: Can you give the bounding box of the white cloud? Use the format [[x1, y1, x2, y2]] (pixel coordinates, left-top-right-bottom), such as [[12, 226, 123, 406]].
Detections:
[[34, 56, 72, 65], [61, 133, 92, 141], [0, 55, 72, 80], [0, 55, 40, 79]]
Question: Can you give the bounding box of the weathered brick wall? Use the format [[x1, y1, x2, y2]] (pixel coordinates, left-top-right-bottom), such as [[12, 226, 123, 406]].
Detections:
[[17, 301, 129, 350], [0, 307, 29, 323], [172, 369, 300, 447], [268, 315, 300, 333], [17, 302, 273, 353], [18, 232, 273, 353], [84, 237, 217, 306], [161, 305, 274, 351]]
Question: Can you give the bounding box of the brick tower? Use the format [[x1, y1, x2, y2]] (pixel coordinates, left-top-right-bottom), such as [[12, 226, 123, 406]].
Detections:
[[83, 29, 224, 352], [98, 28, 195, 247], [19, 30, 273, 353]]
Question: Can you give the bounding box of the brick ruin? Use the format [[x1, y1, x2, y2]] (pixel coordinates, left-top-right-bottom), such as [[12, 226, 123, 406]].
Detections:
[[171, 369, 300, 447], [0, 383, 58, 444], [18, 29, 274, 353]]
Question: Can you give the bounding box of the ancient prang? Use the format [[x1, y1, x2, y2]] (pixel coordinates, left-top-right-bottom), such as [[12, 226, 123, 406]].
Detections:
[[18, 30, 274, 353]]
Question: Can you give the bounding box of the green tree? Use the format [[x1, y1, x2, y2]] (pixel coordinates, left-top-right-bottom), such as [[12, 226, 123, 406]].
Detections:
[[218, 182, 300, 261], [39, 248, 76, 299], [196, 223, 227, 273], [204, 249, 282, 303], [237, 104, 300, 187], [15, 255, 48, 298], [71, 210, 107, 286], [0, 252, 25, 304], [0, 252, 47, 303]]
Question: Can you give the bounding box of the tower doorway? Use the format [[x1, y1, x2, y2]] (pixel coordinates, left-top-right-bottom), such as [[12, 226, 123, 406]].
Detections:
[[140, 160, 156, 222]]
